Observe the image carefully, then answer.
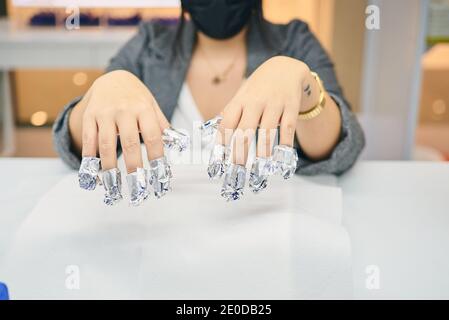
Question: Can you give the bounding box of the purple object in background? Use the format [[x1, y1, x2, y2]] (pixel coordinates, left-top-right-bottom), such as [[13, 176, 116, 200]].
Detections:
[[29, 12, 179, 28], [29, 12, 56, 26], [78, 13, 100, 26], [108, 14, 142, 26]]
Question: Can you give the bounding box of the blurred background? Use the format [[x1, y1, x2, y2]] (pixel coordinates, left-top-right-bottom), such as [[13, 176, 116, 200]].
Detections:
[[0, 0, 448, 161]]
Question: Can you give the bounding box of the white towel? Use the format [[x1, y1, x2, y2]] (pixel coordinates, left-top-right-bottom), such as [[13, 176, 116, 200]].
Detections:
[[2, 165, 352, 299]]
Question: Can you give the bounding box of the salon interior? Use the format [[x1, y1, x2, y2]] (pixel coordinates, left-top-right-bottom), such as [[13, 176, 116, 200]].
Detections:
[[0, 0, 448, 160], [0, 0, 449, 301]]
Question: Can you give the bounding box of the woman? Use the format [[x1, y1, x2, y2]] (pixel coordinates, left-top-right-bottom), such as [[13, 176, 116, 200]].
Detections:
[[53, 0, 365, 204]]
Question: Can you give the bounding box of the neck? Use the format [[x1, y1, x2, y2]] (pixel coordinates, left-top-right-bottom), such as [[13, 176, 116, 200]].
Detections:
[[196, 27, 247, 57]]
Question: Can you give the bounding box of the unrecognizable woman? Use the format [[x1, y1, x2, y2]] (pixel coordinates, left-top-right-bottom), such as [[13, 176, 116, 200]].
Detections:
[[53, 0, 365, 204]]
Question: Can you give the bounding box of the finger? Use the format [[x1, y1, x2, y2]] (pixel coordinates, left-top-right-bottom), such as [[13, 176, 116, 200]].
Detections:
[[233, 107, 263, 166], [117, 115, 143, 174], [279, 98, 300, 147], [216, 102, 242, 147], [138, 110, 164, 161], [151, 100, 170, 131], [81, 114, 98, 157], [97, 118, 117, 171], [257, 106, 283, 158]]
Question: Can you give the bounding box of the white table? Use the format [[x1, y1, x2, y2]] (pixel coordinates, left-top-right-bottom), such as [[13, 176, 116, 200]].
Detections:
[[0, 18, 135, 155], [0, 159, 448, 299]]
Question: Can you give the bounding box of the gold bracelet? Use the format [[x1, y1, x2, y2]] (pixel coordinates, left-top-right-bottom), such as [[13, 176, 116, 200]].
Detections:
[[298, 72, 326, 121]]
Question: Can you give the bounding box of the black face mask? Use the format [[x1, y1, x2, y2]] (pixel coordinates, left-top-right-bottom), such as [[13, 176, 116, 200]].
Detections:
[[181, 0, 257, 39]]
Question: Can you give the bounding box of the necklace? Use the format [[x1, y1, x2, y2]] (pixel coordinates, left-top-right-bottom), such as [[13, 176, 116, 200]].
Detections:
[[198, 45, 241, 85]]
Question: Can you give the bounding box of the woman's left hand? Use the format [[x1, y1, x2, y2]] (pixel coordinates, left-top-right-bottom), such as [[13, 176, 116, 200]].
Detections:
[[217, 55, 310, 165]]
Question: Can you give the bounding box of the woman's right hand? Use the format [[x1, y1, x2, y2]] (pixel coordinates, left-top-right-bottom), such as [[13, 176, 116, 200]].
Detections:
[[69, 70, 170, 173]]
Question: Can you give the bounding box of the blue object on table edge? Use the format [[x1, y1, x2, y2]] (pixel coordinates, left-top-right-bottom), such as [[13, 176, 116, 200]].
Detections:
[[0, 282, 9, 300]]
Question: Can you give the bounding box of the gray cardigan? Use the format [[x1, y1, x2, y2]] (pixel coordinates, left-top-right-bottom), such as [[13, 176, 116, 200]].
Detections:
[[53, 16, 365, 175]]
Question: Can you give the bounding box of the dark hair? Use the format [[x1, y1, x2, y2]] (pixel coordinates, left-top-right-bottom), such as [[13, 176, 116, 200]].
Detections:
[[171, 0, 273, 65]]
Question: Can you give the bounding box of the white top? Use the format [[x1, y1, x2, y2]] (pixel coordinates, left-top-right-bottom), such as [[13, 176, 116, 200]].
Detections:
[[171, 83, 205, 138], [169, 83, 256, 166], [168, 83, 216, 165]]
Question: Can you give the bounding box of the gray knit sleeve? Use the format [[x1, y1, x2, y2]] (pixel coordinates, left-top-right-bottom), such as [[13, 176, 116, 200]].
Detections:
[[287, 20, 365, 175], [294, 93, 365, 176]]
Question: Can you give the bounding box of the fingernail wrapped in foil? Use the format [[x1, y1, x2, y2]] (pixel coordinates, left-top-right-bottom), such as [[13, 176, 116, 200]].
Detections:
[[102, 168, 123, 206], [162, 127, 190, 152], [126, 168, 149, 206], [221, 164, 247, 201], [272, 145, 299, 179], [249, 157, 276, 194], [78, 157, 101, 190], [200, 115, 223, 138], [148, 156, 172, 199], [207, 144, 230, 179]]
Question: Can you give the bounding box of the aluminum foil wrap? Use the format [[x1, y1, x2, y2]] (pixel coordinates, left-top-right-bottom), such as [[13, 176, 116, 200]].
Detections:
[[221, 164, 247, 201], [272, 145, 299, 179], [126, 168, 149, 206], [148, 156, 172, 199], [200, 115, 223, 138], [102, 168, 123, 206], [207, 144, 230, 179], [78, 157, 101, 190], [162, 127, 190, 152], [249, 157, 276, 194]]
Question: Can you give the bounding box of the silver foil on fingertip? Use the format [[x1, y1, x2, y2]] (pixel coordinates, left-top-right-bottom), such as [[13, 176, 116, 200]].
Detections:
[[102, 168, 123, 206], [249, 157, 276, 194], [148, 156, 172, 199], [272, 145, 299, 180], [162, 127, 190, 152], [126, 168, 149, 206], [200, 115, 223, 138], [221, 164, 247, 201], [78, 157, 101, 190], [207, 144, 230, 179]]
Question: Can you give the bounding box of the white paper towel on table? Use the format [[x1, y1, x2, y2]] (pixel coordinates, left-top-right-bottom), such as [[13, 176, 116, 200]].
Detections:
[[2, 165, 352, 299]]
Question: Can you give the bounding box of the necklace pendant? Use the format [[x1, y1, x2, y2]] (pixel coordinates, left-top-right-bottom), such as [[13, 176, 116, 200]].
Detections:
[[212, 76, 221, 85]]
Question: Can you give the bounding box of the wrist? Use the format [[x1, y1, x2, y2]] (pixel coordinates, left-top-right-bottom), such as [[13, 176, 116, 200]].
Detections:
[[270, 56, 312, 111], [299, 70, 321, 112]]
